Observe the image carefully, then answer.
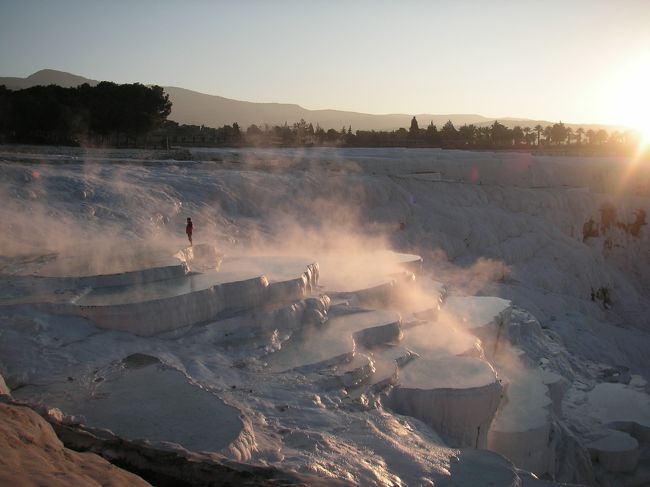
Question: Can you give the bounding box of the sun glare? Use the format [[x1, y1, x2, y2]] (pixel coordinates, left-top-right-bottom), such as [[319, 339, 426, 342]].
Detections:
[[601, 58, 650, 148]]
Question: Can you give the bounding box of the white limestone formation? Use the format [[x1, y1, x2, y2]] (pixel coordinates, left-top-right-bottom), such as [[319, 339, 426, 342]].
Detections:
[[52, 256, 319, 335], [400, 319, 482, 358], [319, 353, 375, 389], [407, 278, 448, 320], [317, 251, 423, 293], [538, 368, 569, 417], [14, 354, 250, 459], [174, 243, 223, 272], [3, 146, 650, 486], [587, 430, 640, 473], [442, 296, 512, 358], [266, 309, 401, 372], [583, 383, 650, 442], [487, 368, 556, 476], [365, 345, 416, 392], [388, 355, 503, 448], [10, 244, 188, 288]]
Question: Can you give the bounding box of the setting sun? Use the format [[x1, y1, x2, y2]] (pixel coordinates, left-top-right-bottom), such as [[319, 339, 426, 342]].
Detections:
[[601, 57, 650, 147]]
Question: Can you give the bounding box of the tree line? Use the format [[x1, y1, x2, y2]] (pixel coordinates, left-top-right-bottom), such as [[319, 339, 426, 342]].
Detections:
[[0, 83, 171, 145], [0, 83, 641, 153], [162, 117, 640, 153]]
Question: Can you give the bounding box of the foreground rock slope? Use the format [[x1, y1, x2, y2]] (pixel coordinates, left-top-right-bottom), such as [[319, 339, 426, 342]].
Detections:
[[0, 402, 151, 487]]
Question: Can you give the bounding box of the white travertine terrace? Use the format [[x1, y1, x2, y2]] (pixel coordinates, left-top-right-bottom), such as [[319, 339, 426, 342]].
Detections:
[[51, 255, 319, 335], [587, 430, 640, 473], [7, 244, 188, 288], [440, 295, 566, 476], [487, 368, 556, 475], [174, 243, 223, 272], [441, 296, 512, 358], [388, 356, 503, 448], [266, 309, 401, 372], [316, 251, 422, 293], [400, 320, 481, 358], [3, 147, 650, 486], [14, 354, 249, 458], [365, 345, 415, 392], [584, 383, 650, 442], [319, 353, 375, 389], [442, 296, 512, 331], [406, 278, 448, 320], [538, 368, 569, 417]]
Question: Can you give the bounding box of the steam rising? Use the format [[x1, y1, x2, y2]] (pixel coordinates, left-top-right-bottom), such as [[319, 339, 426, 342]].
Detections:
[[1, 145, 648, 330], [3, 146, 650, 485], [0, 150, 399, 283]]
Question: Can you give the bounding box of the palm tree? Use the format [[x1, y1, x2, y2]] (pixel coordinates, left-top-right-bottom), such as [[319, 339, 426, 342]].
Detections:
[[609, 131, 622, 144], [622, 130, 635, 146], [586, 129, 595, 144], [523, 127, 532, 145], [534, 124, 543, 146], [543, 126, 552, 145], [478, 126, 490, 144], [566, 127, 574, 145], [576, 127, 584, 145], [550, 122, 567, 145]]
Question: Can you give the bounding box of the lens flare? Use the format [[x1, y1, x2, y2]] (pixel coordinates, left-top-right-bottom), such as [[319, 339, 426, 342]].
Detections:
[[600, 57, 650, 151]]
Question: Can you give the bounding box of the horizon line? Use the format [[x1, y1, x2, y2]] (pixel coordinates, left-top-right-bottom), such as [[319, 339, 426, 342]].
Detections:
[[2, 68, 631, 130]]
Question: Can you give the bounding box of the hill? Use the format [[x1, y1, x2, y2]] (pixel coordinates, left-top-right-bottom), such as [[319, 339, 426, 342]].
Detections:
[[0, 69, 619, 131], [0, 69, 99, 90]]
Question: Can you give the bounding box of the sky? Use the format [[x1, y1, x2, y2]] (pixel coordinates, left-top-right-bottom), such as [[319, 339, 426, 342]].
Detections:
[[1, 0, 650, 126]]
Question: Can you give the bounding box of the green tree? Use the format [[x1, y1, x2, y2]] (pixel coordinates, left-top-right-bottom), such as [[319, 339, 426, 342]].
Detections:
[[595, 129, 608, 144], [477, 126, 491, 144], [1, 82, 171, 146], [293, 118, 309, 144], [490, 120, 511, 146], [458, 124, 477, 145], [315, 124, 325, 144], [440, 120, 458, 144], [534, 124, 543, 146], [608, 130, 622, 144], [409, 116, 420, 137], [326, 128, 340, 142], [232, 122, 241, 142], [550, 122, 567, 145], [426, 122, 438, 144]]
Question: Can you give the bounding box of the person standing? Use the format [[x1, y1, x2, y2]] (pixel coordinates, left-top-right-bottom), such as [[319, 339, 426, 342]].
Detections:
[[185, 217, 193, 245]]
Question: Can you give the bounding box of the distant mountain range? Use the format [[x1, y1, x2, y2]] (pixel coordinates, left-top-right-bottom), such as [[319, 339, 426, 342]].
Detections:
[[0, 69, 618, 131]]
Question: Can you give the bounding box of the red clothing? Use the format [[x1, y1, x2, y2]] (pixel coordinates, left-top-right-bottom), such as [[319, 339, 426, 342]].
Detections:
[[186, 222, 193, 235]]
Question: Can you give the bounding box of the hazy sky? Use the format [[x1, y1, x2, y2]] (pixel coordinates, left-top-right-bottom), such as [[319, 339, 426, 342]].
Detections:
[[2, 0, 649, 125]]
